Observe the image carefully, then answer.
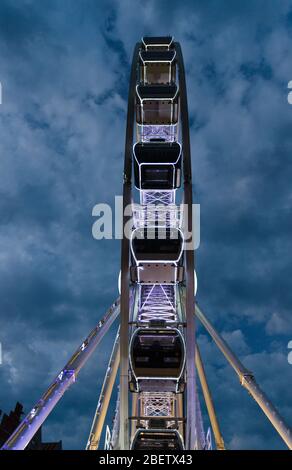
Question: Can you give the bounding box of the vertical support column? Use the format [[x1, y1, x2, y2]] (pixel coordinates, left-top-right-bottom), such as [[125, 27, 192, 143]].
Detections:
[[119, 43, 140, 450], [119, 194, 131, 449], [184, 184, 196, 450], [177, 394, 184, 439], [176, 42, 197, 450]]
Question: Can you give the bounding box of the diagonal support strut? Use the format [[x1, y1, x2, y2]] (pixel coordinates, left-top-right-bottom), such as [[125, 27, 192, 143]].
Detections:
[[1, 298, 120, 451], [195, 302, 292, 450]]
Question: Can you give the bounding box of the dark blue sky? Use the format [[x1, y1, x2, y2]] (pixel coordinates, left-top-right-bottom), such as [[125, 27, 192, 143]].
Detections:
[[0, 0, 292, 450]]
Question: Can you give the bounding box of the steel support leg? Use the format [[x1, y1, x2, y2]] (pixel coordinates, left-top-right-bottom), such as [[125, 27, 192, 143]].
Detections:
[[1, 298, 120, 451], [86, 329, 120, 450], [195, 343, 225, 450], [195, 303, 292, 450]]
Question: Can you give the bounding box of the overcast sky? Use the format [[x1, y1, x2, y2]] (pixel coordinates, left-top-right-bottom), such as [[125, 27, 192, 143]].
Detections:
[[0, 0, 292, 450]]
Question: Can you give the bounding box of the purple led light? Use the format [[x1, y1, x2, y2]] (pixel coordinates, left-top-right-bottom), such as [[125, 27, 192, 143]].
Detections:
[[139, 125, 177, 142]]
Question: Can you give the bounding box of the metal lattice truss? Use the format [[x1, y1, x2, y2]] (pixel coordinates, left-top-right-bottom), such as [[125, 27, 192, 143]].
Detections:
[[137, 284, 177, 323], [133, 203, 182, 229], [140, 190, 176, 206], [110, 389, 120, 450], [140, 392, 175, 418], [139, 392, 177, 429], [137, 124, 178, 142]]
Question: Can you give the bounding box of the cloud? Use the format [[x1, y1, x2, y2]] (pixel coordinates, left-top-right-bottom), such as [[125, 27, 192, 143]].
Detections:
[[221, 329, 250, 355], [266, 311, 292, 335]]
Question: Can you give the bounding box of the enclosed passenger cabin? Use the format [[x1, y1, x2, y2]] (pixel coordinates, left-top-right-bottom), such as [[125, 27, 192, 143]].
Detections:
[[136, 84, 179, 142], [139, 50, 176, 85], [133, 141, 181, 190], [136, 84, 178, 126], [129, 327, 185, 392], [130, 227, 184, 284], [142, 36, 174, 51], [131, 429, 184, 451]]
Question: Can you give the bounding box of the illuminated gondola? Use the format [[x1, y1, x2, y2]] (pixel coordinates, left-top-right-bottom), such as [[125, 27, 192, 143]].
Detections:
[[131, 428, 184, 451], [139, 49, 176, 85], [133, 141, 181, 190], [130, 227, 184, 284], [141, 36, 174, 51], [129, 327, 185, 392]]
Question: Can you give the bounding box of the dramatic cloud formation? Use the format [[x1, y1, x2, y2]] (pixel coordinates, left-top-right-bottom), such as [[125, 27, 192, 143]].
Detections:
[[0, 0, 291, 449]]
